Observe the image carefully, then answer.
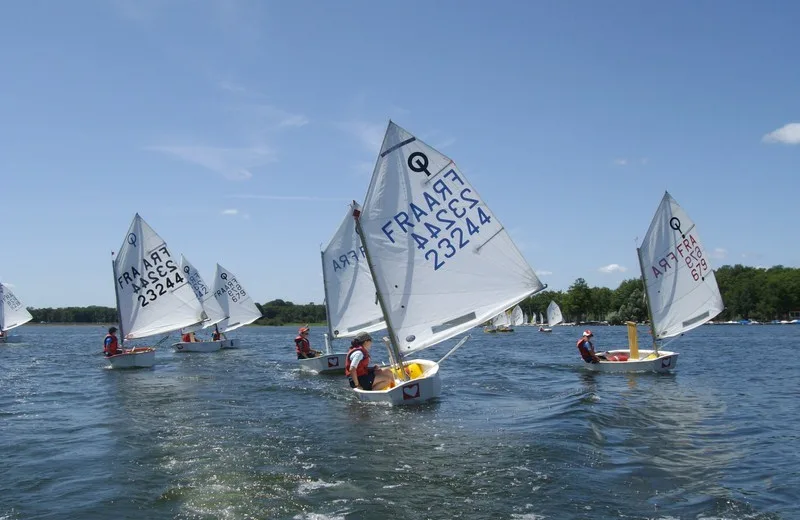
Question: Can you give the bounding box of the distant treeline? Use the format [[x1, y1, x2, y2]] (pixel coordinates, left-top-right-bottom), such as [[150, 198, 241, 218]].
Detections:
[[522, 265, 800, 324], [28, 300, 327, 326], [25, 265, 800, 325]]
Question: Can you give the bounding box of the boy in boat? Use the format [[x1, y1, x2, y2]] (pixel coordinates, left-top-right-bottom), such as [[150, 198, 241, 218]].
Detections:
[[104, 327, 122, 356], [212, 325, 222, 341], [576, 330, 607, 363], [295, 326, 321, 359], [345, 332, 393, 391], [181, 331, 198, 342]]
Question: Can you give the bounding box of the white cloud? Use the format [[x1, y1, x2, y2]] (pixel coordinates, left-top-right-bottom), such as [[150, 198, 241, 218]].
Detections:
[[221, 209, 239, 215], [613, 158, 628, 166], [762, 123, 800, 145], [710, 247, 728, 260], [535, 270, 553, 276], [598, 264, 628, 273], [146, 145, 276, 180]]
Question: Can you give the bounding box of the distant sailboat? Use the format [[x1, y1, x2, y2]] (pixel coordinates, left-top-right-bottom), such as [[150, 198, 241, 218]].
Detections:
[[540, 301, 562, 332], [510, 305, 525, 327], [211, 263, 262, 347], [0, 283, 33, 343], [352, 121, 545, 405], [172, 255, 231, 353], [313, 202, 387, 374], [587, 192, 724, 372], [109, 214, 206, 368]]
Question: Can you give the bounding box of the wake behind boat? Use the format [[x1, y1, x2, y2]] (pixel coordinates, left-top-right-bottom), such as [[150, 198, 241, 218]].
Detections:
[[586, 191, 723, 373], [108, 214, 207, 369], [351, 121, 546, 405], [0, 282, 33, 344]]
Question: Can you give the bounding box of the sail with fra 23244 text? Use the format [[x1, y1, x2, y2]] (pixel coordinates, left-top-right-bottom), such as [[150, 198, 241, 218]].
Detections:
[[358, 121, 545, 355], [114, 214, 206, 339]]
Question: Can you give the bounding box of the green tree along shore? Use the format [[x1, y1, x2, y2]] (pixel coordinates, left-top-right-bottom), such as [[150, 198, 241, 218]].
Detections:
[[25, 265, 800, 325]]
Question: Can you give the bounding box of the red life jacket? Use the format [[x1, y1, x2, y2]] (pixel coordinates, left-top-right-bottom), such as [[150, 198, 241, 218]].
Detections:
[[104, 334, 119, 355], [295, 336, 311, 355], [576, 337, 594, 362], [181, 333, 192, 343], [345, 345, 370, 377], [212, 331, 221, 341]]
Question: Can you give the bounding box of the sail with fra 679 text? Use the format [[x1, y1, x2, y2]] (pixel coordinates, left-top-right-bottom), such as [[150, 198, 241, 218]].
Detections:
[[359, 121, 545, 355], [639, 192, 724, 339], [212, 264, 262, 333], [0, 283, 33, 332]]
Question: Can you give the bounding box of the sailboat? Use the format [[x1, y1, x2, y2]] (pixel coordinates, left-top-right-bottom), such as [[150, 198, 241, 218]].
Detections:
[[587, 192, 724, 372], [172, 255, 231, 353], [351, 121, 545, 405], [540, 300, 562, 332], [509, 305, 525, 327], [0, 283, 33, 343], [211, 263, 263, 347], [312, 203, 387, 374], [109, 214, 207, 368]]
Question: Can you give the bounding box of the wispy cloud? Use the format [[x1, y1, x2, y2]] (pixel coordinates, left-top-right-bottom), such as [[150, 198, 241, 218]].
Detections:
[[219, 81, 248, 94], [741, 251, 764, 260], [598, 264, 628, 273], [613, 157, 648, 166], [339, 121, 385, 151], [227, 194, 349, 202], [613, 158, 629, 166], [535, 270, 553, 276], [221, 209, 239, 215], [244, 105, 309, 128], [762, 123, 800, 145], [146, 145, 276, 180], [710, 247, 728, 260]]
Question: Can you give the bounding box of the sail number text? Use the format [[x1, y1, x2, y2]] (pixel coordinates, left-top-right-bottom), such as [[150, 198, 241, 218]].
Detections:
[[117, 246, 185, 308], [2, 291, 23, 311], [650, 233, 709, 282], [331, 245, 366, 273], [380, 168, 493, 271], [215, 277, 248, 303]]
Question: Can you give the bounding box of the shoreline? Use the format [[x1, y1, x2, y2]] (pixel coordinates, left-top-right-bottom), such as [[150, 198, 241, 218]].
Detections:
[[24, 322, 328, 327]]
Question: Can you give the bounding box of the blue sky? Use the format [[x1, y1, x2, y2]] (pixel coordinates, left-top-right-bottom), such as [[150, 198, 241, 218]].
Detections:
[[1, 1, 798, 308]]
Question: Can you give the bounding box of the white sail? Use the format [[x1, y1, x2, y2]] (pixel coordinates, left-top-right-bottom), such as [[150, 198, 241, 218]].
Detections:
[[212, 264, 262, 332], [491, 311, 511, 327], [0, 283, 33, 332], [322, 203, 386, 338], [114, 214, 206, 340], [639, 192, 723, 339], [510, 305, 524, 326], [179, 254, 227, 332], [546, 301, 563, 327], [358, 121, 544, 355]]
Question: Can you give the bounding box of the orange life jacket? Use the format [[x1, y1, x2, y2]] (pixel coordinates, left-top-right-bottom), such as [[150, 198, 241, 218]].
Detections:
[[576, 337, 594, 362], [295, 335, 311, 355], [345, 345, 370, 377], [104, 334, 119, 355]]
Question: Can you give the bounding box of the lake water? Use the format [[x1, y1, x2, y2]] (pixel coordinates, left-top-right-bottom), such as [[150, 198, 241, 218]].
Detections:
[[1, 324, 797, 519]]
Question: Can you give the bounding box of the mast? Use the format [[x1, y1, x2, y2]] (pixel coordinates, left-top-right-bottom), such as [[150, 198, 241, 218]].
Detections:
[[352, 203, 408, 381], [636, 246, 659, 354], [111, 252, 125, 345], [320, 249, 335, 354]]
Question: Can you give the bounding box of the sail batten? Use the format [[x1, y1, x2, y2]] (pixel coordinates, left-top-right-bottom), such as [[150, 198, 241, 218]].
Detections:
[[114, 214, 206, 340], [322, 203, 386, 338], [359, 122, 544, 355], [639, 192, 723, 339]]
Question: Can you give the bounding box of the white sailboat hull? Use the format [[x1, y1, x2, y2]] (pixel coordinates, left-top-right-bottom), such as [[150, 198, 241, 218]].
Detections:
[[220, 338, 239, 349], [538, 328, 552, 333], [354, 359, 441, 406], [298, 353, 347, 374], [107, 347, 156, 369], [585, 349, 679, 373], [172, 339, 232, 353]]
